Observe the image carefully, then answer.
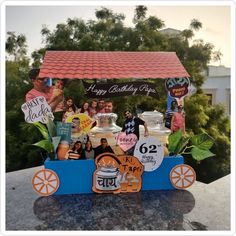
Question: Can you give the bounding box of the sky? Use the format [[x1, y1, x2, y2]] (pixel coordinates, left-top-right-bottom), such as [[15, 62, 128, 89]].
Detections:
[[4, 2, 232, 67]]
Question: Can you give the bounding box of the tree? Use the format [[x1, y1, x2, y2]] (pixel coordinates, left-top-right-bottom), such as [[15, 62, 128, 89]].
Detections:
[[133, 5, 148, 22], [190, 19, 202, 31], [6, 58, 46, 171], [212, 50, 223, 65], [6, 32, 28, 61]]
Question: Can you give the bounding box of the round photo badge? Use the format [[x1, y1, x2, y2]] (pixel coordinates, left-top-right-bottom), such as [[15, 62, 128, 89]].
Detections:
[[134, 136, 164, 172]]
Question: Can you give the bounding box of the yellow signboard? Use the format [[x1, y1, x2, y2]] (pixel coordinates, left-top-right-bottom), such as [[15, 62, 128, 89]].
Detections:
[[65, 113, 93, 136]]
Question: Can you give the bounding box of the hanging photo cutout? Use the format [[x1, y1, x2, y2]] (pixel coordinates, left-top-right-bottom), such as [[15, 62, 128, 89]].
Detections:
[[21, 96, 54, 124], [134, 136, 164, 172]]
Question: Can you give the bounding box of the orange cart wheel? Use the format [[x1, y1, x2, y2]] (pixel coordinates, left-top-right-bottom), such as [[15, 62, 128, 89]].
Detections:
[[170, 164, 196, 189], [32, 169, 59, 196]]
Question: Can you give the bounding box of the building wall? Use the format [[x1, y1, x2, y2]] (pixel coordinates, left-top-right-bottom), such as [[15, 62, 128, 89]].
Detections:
[[202, 66, 231, 115]]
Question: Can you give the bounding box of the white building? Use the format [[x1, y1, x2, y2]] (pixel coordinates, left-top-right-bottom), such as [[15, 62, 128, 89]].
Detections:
[[202, 65, 231, 115], [159, 28, 181, 37]]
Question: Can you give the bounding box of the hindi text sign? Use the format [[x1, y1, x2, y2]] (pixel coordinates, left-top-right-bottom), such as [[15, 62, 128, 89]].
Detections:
[[92, 153, 144, 194], [165, 77, 190, 99]]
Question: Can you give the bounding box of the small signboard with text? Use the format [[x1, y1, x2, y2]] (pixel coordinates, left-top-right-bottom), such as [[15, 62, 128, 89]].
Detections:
[[93, 153, 144, 194], [65, 114, 93, 136], [21, 96, 54, 124], [56, 122, 71, 143], [117, 132, 138, 152], [134, 136, 164, 172], [165, 77, 190, 99], [83, 81, 159, 99]]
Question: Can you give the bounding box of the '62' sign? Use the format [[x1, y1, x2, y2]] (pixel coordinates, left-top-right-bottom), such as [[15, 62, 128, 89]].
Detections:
[[165, 77, 190, 99], [134, 136, 164, 172]]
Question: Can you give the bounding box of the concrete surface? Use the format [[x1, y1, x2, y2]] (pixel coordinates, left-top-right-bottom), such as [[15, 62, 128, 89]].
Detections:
[[5, 166, 231, 231]]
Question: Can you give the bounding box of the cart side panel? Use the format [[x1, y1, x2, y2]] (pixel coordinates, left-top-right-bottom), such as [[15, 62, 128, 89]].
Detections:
[[45, 155, 184, 195], [142, 155, 184, 190], [45, 159, 95, 195]]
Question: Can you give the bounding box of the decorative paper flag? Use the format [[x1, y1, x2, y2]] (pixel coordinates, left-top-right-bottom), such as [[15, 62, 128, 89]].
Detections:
[[21, 96, 54, 124]]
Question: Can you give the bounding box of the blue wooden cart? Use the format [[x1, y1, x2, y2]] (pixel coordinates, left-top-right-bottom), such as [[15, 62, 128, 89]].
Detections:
[[32, 155, 196, 196]]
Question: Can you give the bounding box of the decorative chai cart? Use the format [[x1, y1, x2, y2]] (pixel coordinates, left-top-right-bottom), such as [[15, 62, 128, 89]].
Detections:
[[29, 51, 196, 196]]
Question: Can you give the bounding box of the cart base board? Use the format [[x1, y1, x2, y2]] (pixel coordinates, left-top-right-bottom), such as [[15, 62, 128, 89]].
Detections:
[[44, 155, 184, 195]]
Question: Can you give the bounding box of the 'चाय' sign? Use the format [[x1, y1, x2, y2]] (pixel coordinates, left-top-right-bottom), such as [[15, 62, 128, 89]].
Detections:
[[21, 96, 54, 124]]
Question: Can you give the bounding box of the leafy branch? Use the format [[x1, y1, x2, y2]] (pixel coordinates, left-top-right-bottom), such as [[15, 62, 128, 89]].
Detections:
[[168, 130, 215, 161], [32, 116, 61, 160]]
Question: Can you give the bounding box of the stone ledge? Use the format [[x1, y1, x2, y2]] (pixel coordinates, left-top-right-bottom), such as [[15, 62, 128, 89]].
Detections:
[[5, 166, 230, 231]]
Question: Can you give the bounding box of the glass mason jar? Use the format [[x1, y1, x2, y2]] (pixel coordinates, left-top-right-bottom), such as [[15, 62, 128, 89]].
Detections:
[[139, 111, 171, 145], [89, 113, 122, 147]]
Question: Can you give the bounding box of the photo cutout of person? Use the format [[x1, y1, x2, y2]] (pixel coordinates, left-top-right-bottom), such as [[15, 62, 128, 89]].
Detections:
[[71, 117, 80, 134], [94, 138, 114, 158], [25, 69, 64, 112], [104, 100, 113, 113], [97, 100, 105, 113]]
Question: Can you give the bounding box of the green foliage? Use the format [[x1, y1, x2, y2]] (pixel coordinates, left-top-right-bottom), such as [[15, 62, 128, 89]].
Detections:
[[190, 133, 214, 150], [134, 6, 147, 22], [32, 140, 54, 153], [6, 32, 28, 61], [184, 94, 210, 133], [45, 116, 57, 138], [32, 118, 60, 160], [168, 130, 215, 161], [168, 130, 182, 154], [33, 122, 49, 139], [190, 147, 215, 161]]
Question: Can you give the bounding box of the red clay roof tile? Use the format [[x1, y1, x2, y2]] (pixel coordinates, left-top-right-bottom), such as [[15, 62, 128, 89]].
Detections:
[[39, 51, 190, 79]]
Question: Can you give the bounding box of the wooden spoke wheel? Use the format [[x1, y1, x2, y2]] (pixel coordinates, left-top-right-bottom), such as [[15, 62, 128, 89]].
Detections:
[[170, 164, 196, 189], [32, 169, 59, 196]]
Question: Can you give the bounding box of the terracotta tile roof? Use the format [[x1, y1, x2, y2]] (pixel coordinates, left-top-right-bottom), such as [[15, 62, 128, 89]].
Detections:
[[39, 51, 190, 79]]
